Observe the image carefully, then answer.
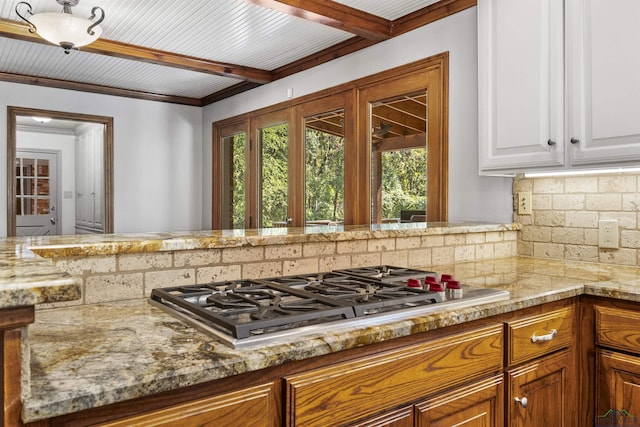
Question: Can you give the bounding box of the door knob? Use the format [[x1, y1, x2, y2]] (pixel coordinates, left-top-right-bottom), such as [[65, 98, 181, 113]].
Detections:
[[50, 218, 56, 225], [515, 396, 528, 408]]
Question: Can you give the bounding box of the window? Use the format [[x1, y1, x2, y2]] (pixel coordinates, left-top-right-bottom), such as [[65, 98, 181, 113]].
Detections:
[[259, 122, 289, 227], [305, 110, 345, 224], [370, 93, 427, 223], [212, 53, 448, 229], [220, 131, 247, 229]]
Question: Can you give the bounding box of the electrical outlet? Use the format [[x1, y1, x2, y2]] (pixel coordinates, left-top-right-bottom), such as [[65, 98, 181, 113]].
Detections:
[[598, 219, 619, 249], [517, 192, 532, 215]]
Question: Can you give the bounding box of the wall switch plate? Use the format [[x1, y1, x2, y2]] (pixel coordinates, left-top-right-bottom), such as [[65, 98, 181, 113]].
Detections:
[[598, 219, 619, 249], [517, 191, 532, 215]]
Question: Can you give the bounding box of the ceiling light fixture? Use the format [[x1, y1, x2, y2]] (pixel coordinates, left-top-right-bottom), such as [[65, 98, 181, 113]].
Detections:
[[32, 116, 52, 123], [15, 0, 105, 54]]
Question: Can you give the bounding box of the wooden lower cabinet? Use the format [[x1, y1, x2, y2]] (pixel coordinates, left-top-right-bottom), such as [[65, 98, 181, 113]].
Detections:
[[415, 375, 504, 427], [596, 350, 640, 426], [285, 324, 503, 426], [352, 375, 504, 427], [506, 350, 573, 427], [23, 300, 580, 427], [593, 302, 640, 426], [95, 382, 278, 427]]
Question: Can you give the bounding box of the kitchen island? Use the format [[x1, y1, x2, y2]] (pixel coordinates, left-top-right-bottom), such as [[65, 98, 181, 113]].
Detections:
[[3, 222, 640, 425]]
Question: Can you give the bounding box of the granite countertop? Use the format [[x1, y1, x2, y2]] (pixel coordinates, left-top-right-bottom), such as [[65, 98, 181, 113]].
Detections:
[[7, 222, 519, 258], [0, 242, 80, 308], [21, 256, 640, 423], [0, 221, 517, 309]]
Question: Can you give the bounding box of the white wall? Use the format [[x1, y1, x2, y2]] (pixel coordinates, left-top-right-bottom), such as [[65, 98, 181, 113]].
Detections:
[[1, 7, 514, 236], [202, 7, 513, 226], [16, 128, 76, 234], [0, 83, 203, 237]]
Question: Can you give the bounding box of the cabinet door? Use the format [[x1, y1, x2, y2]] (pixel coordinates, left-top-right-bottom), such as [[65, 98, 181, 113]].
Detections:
[[415, 375, 503, 427], [507, 350, 574, 427], [350, 406, 414, 427], [478, 0, 565, 173], [567, 0, 640, 166], [97, 383, 278, 427], [597, 350, 640, 425]]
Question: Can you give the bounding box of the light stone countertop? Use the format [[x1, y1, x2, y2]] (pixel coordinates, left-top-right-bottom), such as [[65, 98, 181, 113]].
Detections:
[[21, 256, 640, 423], [0, 222, 517, 309], [10, 222, 519, 258], [0, 242, 81, 308]]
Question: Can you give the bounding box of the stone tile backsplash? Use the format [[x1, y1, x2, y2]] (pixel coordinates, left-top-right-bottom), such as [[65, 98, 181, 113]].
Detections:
[[44, 230, 517, 308], [515, 172, 640, 266]]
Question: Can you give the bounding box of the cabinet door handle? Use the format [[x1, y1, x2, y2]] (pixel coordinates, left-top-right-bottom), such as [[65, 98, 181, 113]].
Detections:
[[515, 397, 528, 408], [547, 139, 556, 146], [531, 329, 557, 343], [570, 137, 580, 144]]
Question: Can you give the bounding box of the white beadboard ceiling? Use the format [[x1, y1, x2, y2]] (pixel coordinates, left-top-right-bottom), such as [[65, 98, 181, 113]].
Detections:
[[334, 0, 441, 20], [0, 0, 461, 105]]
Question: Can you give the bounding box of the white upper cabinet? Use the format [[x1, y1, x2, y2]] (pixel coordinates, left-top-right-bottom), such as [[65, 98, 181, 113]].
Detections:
[[567, 0, 640, 166], [479, 0, 640, 174]]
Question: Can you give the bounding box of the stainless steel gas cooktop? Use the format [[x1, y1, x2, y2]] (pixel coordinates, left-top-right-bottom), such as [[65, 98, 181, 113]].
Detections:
[[149, 266, 509, 348]]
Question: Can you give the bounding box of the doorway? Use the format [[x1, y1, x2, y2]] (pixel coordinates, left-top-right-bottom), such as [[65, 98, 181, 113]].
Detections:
[[7, 107, 114, 237]]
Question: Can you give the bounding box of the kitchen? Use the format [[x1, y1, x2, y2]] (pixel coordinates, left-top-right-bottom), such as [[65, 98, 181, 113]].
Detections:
[[1, 0, 640, 426]]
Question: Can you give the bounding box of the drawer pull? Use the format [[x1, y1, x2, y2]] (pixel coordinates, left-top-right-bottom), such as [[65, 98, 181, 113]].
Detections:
[[531, 329, 557, 343], [515, 397, 528, 408]]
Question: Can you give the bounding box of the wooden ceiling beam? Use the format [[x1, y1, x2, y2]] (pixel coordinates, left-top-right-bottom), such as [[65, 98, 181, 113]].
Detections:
[[1, 0, 474, 104], [242, 0, 391, 41], [391, 0, 476, 36], [0, 19, 273, 84], [269, 0, 473, 83], [0, 71, 202, 106]]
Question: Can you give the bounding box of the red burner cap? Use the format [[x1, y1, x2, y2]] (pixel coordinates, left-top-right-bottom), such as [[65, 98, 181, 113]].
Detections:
[[407, 278, 422, 288], [446, 280, 461, 289], [429, 283, 444, 292]]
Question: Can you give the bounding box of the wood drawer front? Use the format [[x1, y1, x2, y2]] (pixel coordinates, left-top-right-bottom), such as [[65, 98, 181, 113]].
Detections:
[[596, 305, 640, 354], [507, 306, 573, 366], [97, 382, 277, 427], [285, 324, 503, 427]]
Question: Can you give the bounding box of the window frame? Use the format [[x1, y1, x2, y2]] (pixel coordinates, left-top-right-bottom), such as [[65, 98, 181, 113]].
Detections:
[[212, 52, 448, 229]]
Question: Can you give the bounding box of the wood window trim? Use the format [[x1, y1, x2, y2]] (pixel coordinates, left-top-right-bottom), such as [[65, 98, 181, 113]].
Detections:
[[295, 92, 353, 226], [212, 52, 448, 228], [252, 109, 296, 228], [212, 119, 250, 230], [6, 107, 114, 237]]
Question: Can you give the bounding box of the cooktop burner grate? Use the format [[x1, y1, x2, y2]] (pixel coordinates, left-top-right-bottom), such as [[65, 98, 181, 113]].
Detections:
[[152, 280, 357, 339], [149, 266, 510, 348]]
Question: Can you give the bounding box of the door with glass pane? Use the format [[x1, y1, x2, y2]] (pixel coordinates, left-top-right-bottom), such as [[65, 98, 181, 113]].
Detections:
[[15, 150, 59, 236], [221, 131, 248, 229], [304, 106, 345, 226], [254, 111, 291, 228], [214, 121, 250, 230]]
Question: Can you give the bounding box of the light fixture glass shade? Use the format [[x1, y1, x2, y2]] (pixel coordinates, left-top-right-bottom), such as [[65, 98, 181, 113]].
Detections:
[[32, 116, 52, 123], [30, 12, 102, 48]]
